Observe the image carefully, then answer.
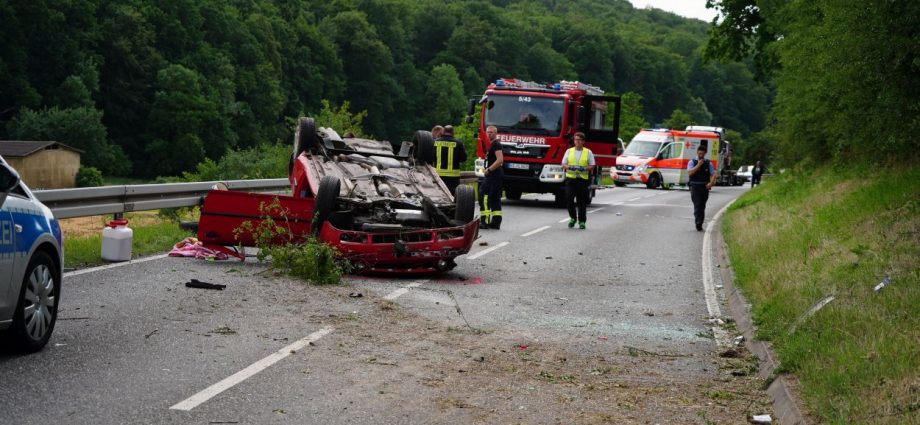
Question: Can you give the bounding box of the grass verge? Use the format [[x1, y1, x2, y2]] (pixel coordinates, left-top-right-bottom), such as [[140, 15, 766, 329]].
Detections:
[[62, 212, 194, 269], [723, 163, 920, 423]]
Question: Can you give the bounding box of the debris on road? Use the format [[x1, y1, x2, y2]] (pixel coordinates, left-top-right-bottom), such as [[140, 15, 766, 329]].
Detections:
[[479, 241, 489, 246], [209, 326, 237, 335], [750, 414, 772, 423], [873, 277, 891, 292], [185, 279, 226, 290], [719, 348, 743, 358], [519, 345, 529, 350], [733, 335, 745, 346], [145, 329, 159, 339], [349, 292, 363, 298]]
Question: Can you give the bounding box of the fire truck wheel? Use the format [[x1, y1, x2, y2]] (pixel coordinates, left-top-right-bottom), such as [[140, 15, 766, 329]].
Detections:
[[505, 189, 522, 200], [294, 117, 317, 159], [312, 175, 341, 236], [454, 184, 475, 223], [646, 173, 661, 189], [412, 130, 435, 164]]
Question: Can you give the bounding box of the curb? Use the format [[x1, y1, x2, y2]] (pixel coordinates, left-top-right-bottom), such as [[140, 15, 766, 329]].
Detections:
[[713, 224, 810, 425]]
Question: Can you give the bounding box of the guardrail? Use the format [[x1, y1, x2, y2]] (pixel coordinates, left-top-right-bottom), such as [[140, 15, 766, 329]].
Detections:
[[34, 179, 290, 219], [33, 172, 479, 219]]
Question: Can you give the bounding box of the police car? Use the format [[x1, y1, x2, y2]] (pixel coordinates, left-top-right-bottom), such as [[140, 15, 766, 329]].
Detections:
[[0, 156, 63, 352]]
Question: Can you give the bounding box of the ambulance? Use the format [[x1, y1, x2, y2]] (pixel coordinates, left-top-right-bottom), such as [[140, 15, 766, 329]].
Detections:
[[611, 128, 721, 189]]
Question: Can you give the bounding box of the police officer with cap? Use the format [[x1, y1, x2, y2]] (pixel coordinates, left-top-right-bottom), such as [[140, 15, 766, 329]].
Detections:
[[687, 144, 717, 231]]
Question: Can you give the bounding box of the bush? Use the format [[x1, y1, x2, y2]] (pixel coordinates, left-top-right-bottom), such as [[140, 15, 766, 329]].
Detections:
[[233, 198, 348, 285], [75, 166, 104, 187]]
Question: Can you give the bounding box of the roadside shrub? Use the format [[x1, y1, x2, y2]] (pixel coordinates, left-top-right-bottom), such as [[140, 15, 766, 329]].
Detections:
[[75, 166, 104, 187], [233, 198, 348, 285]]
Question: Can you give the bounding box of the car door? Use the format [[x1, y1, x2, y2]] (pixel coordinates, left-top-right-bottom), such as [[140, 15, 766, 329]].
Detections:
[[0, 193, 15, 320]]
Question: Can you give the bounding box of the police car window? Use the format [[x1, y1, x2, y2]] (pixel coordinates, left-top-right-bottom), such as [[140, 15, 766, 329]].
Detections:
[[9, 183, 28, 198]]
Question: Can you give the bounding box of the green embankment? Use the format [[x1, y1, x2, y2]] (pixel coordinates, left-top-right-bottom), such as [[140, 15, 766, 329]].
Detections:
[[723, 165, 920, 423]]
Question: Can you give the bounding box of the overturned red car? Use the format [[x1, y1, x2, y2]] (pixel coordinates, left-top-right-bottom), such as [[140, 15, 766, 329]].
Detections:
[[196, 117, 479, 273]]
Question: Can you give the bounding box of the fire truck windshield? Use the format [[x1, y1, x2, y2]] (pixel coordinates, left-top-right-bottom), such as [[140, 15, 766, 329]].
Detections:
[[484, 94, 564, 135]]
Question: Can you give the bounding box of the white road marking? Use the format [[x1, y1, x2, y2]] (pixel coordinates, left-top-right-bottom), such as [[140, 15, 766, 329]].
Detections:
[[521, 226, 550, 237], [628, 197, 642, 202], [65, 254, 169, 277], [586, 208, 603, 214], [643, 194, 656, 198], [383, 280, 427, 300], [613, 202, 624, 206], [170, 327, 335, 411], [619, 203, 691, 208], [702, 200, 735, 347], [558, 218, 570, 223], [467, 241, 510, 260]]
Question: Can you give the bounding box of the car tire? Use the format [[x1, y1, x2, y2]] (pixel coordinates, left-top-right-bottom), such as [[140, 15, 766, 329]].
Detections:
[[505, 189, 522, 200], [454, 184, 475, 223], [7, 250, 59, 353], [614, 181, 626, 187], [293, 117, 317, 160], [646, 173, 661, 189], [312, 175, 341, 236], [413, 130, 435, 165]]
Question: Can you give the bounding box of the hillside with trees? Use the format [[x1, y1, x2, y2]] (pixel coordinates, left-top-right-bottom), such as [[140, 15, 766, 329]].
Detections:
[[0, 0, 769, 179]]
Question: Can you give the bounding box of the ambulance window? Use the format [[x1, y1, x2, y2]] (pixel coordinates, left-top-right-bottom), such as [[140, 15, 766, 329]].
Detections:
[[660, 142, 680, 159]]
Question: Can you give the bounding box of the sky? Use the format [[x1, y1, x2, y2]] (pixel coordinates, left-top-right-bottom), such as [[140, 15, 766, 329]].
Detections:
[[629, 0, 720, 22]]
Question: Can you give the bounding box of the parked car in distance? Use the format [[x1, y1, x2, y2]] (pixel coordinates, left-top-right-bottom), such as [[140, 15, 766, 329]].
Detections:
[[0, 156, 64, 352], [737, 165, 753, 182]]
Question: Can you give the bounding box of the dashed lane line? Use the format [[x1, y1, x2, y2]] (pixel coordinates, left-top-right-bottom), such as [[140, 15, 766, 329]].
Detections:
[[170, 327, 335, 411], [628, 197, 642, 202], [466, 241, 510, 260], [383, 280, 427, 300], [520, 226, 550, 237], [586, 208, 603, 214]]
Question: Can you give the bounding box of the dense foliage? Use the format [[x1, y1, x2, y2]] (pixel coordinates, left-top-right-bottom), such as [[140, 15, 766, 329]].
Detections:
[[0, 0, 769, 178], [706, 0, 920, 165]]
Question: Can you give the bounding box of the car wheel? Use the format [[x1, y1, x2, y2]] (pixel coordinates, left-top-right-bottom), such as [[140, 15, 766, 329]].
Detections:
[[505, 189, 522, 200], [614, 181, 626, 187], [293, 117, 317, 160], [7, 251, 59, 353], [454, 185, 475, 223], [646, 173, 661, 189], [413, 130, 435, 165], [312, 175, 340, 236]]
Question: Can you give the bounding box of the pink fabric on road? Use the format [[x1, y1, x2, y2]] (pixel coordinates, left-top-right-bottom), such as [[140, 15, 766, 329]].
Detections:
[[168, 238, 229, 260]]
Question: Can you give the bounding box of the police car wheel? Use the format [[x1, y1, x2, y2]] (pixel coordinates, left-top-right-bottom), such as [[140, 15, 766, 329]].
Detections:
[[8, 251, 59, 353]]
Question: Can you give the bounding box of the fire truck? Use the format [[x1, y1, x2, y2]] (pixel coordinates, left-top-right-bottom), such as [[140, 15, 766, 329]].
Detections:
[[467, 78, 622, 206]]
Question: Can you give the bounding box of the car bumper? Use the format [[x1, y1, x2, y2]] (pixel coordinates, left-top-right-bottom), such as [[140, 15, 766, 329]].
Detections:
[[614, 171, 648, 184], [318, 219, 480, 274]]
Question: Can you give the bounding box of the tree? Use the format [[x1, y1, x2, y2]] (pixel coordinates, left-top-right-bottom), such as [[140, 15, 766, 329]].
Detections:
[[619, 92, 651, 143], [144, 64, 215, 177], [312, 99, 367, 138], [425, 64, 466, 126], [663, 109, 692, 130], [7, 106, 131, 176]]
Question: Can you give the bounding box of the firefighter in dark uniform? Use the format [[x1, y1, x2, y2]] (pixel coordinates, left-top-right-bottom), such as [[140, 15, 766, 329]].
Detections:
[[479, 125, 504, 229], [434, 125, 467, 196], [687, 144, 717, 231]]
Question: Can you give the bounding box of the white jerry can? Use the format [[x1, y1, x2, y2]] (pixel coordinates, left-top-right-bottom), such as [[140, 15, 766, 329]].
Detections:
[[101, 219, 133, 262]]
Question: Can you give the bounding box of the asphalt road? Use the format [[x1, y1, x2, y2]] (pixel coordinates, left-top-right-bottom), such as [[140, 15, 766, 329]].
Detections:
[[0, 184, 772, 424]]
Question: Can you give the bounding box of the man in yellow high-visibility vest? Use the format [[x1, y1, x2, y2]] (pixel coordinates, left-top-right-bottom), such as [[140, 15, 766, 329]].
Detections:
[[562, 132, 594, 229], [434, 125, 467, 196]]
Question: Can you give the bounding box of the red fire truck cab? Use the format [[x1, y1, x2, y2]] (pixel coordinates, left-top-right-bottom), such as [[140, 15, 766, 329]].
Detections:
[[468, 78, 622, 206]]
